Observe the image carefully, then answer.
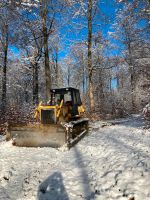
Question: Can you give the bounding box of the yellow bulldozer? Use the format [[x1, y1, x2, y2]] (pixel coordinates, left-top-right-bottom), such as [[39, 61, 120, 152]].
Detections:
[[8, 87, 88, 148]]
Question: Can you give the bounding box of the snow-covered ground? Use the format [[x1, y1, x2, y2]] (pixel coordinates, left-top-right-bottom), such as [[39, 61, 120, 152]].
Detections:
[[0, 115, 150, 200]]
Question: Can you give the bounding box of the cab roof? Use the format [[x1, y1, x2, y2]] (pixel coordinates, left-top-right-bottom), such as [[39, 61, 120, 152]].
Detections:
[[50, 87, 79, 94]]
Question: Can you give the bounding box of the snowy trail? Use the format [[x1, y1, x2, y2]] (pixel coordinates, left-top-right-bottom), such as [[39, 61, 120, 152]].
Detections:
[[0, 116, 150, 200]]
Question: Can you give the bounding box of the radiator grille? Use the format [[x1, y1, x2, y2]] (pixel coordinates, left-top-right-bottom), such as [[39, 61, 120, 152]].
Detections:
[[41, 109, 55, 124]]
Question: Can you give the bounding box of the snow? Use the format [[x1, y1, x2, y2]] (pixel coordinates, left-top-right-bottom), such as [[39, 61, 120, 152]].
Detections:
[[0, 115, 150, 200]]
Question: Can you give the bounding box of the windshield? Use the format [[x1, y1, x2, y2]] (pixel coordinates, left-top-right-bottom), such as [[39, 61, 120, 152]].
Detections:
[[49, 91, 72, 106]]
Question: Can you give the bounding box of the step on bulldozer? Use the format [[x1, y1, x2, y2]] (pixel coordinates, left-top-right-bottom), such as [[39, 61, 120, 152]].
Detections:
[[7, 87, 89, 148]]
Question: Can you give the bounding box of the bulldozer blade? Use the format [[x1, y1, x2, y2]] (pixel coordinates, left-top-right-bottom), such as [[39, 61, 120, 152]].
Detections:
[[7, 118, 89, 148], [8, 125, 66, 148]]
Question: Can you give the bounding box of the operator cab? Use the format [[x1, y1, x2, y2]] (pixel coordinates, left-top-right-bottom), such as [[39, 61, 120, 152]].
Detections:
[[50, 87, 82, 116]]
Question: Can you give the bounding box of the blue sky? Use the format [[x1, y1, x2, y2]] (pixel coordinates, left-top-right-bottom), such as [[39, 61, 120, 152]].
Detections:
[[111, 77, 118, 89], [9, 45, 20, 55], [59, 0, 117, 60], [10, 0, 117, 60]]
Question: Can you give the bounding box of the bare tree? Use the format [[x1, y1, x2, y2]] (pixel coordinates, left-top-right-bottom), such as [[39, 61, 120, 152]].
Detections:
[[112, 0, 150, 112], [87, 0, 95, 111], [39, 0, 52, 100], [0, 4, 12, 111]]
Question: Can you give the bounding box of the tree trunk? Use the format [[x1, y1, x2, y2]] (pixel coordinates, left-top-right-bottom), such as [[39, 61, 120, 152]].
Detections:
[[89, 77, 94, 110], [41, 0, 51, 101], [82, 54, 85, 94], [124, 27, 136, 112], [88, 0, 94, 111], [67, 66, 70, 87], [33, 62, 39, 105], [55, 51, 59, 87], [98, 69, 104, 112], [130, 69, 136, 112], [2, 26, 8, 112], [128, 42, 136, 112], [82, 67, 85, 94]]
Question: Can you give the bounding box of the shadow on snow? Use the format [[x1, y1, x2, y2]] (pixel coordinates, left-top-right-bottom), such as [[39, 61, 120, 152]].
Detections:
[[37, 172, 69, 200]]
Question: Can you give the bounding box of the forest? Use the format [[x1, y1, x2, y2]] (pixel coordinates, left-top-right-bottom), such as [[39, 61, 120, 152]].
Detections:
[[0, 0, 150, 122], [0, 1, 150, 200]]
